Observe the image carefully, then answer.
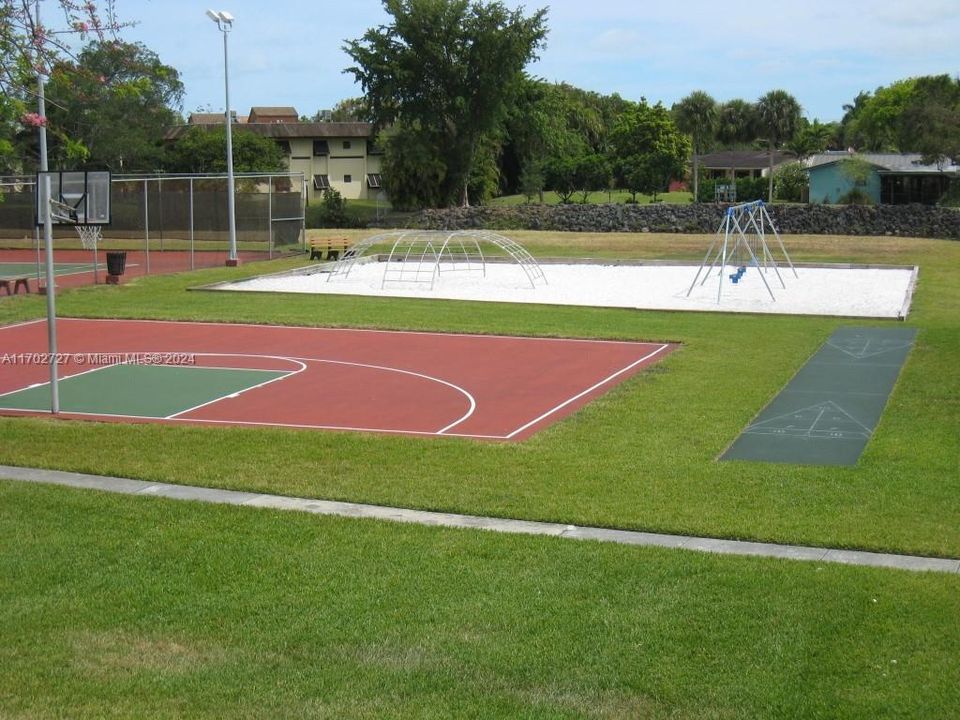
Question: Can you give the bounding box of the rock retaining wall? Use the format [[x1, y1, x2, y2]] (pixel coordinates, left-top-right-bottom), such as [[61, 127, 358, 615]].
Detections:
[[398, 203, 960, 239]]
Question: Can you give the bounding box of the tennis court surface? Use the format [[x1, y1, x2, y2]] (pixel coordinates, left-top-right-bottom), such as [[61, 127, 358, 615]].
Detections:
[[0, 248, 269, 293], [0, 319, 676, 440]]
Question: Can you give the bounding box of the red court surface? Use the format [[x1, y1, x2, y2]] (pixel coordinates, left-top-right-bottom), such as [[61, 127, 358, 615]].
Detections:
[[0, 318, 676, 441], [0, 248, 271, 292]]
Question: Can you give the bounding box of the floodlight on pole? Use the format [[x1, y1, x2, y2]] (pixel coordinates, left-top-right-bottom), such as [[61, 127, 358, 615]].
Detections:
[[206, 9, 239, 266]]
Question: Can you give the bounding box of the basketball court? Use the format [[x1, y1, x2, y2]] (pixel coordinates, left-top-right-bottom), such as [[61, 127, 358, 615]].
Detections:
[[0, 319, 676, 441]]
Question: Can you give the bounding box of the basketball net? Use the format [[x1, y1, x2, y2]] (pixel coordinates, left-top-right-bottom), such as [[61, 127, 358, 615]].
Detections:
[[75, 224, 102, 251]]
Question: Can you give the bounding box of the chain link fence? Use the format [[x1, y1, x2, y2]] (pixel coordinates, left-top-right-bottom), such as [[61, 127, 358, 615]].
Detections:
[[0, 172, 305, 262]]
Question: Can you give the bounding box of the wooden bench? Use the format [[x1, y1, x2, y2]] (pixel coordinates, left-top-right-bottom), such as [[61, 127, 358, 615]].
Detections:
[[0, 277, 30, 295], [309, 237, 351, 261]]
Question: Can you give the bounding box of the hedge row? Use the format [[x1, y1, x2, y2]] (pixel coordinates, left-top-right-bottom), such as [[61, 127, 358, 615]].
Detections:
[[400, 203, 960, 239]]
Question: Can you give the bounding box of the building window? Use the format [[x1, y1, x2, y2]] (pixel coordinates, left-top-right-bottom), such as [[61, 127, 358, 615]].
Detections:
[[313, 174, 330, 190], [312, 140, 329, 156], [342, 140, 351, 150], [343, 174, 352, 183], [276, 140, 291, 154], [366, 173, 382, 189]]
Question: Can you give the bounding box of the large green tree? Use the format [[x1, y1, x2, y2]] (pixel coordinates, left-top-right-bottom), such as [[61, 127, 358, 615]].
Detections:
[[1, 1, 125, 172], [672, 90, 717, 202], [344, 0, 547, 207], [756, 89, 802, 202], [39, 40, 183, 171], [164, 126, 286, 174], [787, 118, 839, 159], [850, 79, 915, 151], [610, 100, 690, 201], [502, 80, 606, 198], [898, 75, 960, 167]]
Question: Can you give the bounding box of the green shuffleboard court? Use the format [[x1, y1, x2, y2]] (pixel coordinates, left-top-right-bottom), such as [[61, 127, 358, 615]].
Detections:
[[722, 326, 917, 466], [0, 363, 289, 418]]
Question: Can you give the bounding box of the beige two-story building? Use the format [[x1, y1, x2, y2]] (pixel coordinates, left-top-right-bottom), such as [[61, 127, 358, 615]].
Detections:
[[175, 107, 384, 203]]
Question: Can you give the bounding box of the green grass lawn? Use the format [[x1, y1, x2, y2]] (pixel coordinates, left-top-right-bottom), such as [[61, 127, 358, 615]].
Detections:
[[1, 228, 958, 717], [2, 481, 958, 719], [0, 231, 957, 558]]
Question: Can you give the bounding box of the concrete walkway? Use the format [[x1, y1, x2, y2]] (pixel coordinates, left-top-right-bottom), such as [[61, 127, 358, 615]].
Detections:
[[2, 464, 958, 575]]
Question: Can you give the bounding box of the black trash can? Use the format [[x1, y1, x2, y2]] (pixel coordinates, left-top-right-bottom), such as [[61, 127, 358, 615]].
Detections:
[[105, 251, 127, 284], [106, 251, 127, 276]]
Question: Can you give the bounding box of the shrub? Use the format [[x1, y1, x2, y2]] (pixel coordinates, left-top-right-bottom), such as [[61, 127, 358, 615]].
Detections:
[[839, 188, 873, 205], [305, 188, 360, 228], [937, 181, 960, 207], [774, 162, 807, 202]]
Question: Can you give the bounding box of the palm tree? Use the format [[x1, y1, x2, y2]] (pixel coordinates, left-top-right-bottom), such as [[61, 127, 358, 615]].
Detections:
[[672, 91, 717, 202], [756, 90, 802, 202], [715, 99, 757, 196]]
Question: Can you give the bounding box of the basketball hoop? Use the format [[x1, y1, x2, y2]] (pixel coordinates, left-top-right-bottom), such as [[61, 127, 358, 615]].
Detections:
[[75, 224, 102, 251]]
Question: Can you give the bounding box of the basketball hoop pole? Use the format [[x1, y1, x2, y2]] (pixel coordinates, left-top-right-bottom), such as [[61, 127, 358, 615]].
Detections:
[[36, 4, 60, 414]]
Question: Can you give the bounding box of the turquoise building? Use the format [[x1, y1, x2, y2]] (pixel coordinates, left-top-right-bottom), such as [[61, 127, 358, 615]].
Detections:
[[806, 153, 957, 205]]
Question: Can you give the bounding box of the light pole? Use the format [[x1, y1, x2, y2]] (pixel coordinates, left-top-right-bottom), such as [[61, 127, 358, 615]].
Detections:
[[206, 9, 239, 266]]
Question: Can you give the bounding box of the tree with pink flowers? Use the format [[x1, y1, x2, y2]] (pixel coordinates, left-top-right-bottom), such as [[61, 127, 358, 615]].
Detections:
[[1, 0, 126, 171]]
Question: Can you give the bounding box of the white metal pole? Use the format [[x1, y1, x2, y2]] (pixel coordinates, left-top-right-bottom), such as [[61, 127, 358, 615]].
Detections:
[[222, 25, 238, 266], [36, 5, 59, 413], [189, 178, 195, 270], [143, 179, 150, 273]]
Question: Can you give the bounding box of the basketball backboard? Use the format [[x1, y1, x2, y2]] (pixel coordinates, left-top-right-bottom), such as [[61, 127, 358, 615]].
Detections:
[[36, 170, 111, 226]]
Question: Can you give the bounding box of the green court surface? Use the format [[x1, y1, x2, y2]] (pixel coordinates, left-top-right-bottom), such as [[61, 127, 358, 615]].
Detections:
[[0, 363, 288, 418], [0, 261, 95, 279], [722, 326, 918, 466]]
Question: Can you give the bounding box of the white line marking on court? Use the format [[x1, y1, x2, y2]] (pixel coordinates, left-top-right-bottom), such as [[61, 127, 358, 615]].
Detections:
[[165, 355, 307, 419], [504, 343, 673, 439], [0, 361, 119, 400], [154, 352, 475, 430], [152, 415, 506, 438], [62, 317, 671, 347], [0, 318, 45, 331], [0, 335, 671, 440], [285, 356, 477, 434]]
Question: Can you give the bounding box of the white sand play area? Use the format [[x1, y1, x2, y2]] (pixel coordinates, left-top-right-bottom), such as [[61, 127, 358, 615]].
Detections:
[[219, 259, 917, 319]]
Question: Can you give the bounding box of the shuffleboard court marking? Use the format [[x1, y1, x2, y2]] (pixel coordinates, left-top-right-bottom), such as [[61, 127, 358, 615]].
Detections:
[[741, 401, 873, 440], [722, 326, 917, 466], [826, 339, 916, 361]]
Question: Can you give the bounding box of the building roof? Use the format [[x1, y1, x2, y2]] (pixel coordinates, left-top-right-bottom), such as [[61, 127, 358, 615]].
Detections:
[[248, 106, 300, 123], [249, 106, 297, 114], [188, 111, 248, 125], [164, 121, 375, 141], [806, 152, 959, 175], [699, 150, 794, 169]]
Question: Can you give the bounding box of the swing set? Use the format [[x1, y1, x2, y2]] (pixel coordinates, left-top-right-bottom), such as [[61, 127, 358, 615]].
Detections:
[[687, 200, 798, 303]]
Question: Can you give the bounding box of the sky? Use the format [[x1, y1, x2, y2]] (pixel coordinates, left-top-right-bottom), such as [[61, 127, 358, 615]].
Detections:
[[118, 0, 960, 122]]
